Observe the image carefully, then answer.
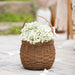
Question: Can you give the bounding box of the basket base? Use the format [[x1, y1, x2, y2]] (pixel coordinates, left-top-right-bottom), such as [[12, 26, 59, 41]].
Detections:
[[23, 67, 52, 70], [22, 65, 53, 70]]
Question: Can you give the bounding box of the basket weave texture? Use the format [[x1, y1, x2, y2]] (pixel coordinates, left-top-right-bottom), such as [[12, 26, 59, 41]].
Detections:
[[20, 15, 55, 70], [20, 40, 55, 70]]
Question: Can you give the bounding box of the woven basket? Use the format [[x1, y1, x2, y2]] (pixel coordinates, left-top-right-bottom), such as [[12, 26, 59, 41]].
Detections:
[[20, 15, 55, 70]]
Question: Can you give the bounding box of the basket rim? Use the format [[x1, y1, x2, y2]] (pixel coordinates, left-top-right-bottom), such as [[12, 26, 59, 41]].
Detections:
[[22, 40, 54, 46]]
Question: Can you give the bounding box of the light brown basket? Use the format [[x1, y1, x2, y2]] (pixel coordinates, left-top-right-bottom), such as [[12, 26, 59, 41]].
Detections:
[[20, 15, 55, 70]]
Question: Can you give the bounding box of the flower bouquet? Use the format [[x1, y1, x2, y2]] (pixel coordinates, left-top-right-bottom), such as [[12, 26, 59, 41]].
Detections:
[[20, 15, 56, 70]]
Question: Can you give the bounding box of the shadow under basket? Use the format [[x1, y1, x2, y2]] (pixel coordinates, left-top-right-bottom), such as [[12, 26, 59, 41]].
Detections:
[[20, 40, 55, 70]]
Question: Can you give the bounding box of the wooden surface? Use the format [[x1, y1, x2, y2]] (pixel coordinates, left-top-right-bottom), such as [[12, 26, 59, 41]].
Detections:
[[67, 0, 73, 39], [50, 3, 57, 26]]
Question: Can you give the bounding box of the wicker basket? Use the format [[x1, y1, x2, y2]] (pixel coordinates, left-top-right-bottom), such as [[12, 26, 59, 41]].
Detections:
[[20, 15, 55, 70]]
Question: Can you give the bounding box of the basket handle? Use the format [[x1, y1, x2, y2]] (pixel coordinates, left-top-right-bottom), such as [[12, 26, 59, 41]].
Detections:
[[22, 15, 54, 33]]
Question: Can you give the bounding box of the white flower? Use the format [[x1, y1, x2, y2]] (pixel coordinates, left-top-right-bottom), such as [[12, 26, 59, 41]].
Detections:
[[44, 69, 48, 74], [20, 21, 56, 44], [39, 69, 49, 75]]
